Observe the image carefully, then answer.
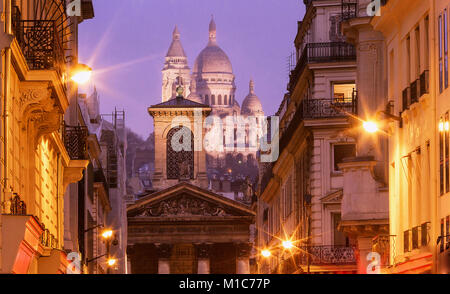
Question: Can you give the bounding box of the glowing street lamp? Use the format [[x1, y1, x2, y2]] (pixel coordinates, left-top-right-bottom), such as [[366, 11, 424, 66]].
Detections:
[[261, 249, 272, 258], [362, 121, 379, 133], [70, 64, 92, 85], [102, 229, 113, 239], [107, 258, 117, 267], [282, 240, 293, 250]]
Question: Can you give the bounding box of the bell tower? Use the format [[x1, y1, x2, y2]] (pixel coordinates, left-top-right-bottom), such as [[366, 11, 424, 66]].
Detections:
[[148, 87, 211, 190], [162, 26, 191, 102]]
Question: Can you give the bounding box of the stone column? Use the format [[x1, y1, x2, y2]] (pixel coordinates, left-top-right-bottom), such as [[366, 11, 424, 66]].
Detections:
[[156, 243, 172, 274], [236, 243, 252, 274], [195, 243, 211, 274]]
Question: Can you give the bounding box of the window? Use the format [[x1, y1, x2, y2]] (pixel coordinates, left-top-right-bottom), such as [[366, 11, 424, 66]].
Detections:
[[440, 117, 445, 195], [425, 16, 430, 69], [332, 82, 355, 102], [282, 176, 293, 220], [446, 112, 449, 193], [415, 26, 421, 77], [218, 95, 222, 105], [166, 127, 194, 180], [211, 95, 216, 105], [333, 144, 356, 171], [441, 219, 445, 252], [205, 95, 209, 105], [224, 95, 228, 105], [447, 216, 450, 250], [439, 14, 444, 93], [445, 9, 449, 89], [406, 36, 411, 85], [332, 213, 348, 246]]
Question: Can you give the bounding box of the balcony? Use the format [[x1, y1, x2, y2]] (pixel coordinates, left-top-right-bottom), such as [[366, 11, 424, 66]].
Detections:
[[63, 124, 89, 160], [7, 194, 27, 215], [298, 246, 356, 265], [341, 1, 357, 21], [12, 6, 65, 76], [372, 234, 390, 267], [402, 70, 430, 112], [303, 97, 357, 119], [289, 42, 356, 93]]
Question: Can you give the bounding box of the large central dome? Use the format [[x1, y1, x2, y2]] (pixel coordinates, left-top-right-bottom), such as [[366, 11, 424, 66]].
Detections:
[[193, 18, 233, 74]]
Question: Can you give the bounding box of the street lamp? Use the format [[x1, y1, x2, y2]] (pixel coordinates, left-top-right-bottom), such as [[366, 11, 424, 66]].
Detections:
[[362, 121, 379, 133], [261, 249, 272, 258], [282, 240, 294, 250], [101, 228, 117, 274], [107, 258, 117, 267], [70, 63, 92, 85], [102, 229, 113, 239]]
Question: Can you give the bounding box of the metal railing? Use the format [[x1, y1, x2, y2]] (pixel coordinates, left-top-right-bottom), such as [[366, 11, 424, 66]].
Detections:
[[12, 6, 65, 73], [298, 245, 356, 265], [372, 234, 391, 267], [40, 227, 58, 248], [289, 42, 356, 92], [303, 97, 357, 119], [341, 1, 357, 21], [63, 124, 89, 160], [8, 193, 27, 215]]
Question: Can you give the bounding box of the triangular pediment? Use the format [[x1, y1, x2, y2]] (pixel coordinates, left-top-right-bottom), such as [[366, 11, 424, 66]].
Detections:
[[127, 182, 255, 218], [320, 189, 343, 203]]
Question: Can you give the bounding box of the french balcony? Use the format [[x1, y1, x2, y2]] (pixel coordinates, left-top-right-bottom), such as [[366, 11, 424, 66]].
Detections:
[[297, 245, 357, 265], [372, 234, 391, 267], [341, 1, 357, 21], [63, 124, 89, 160], [402, 70, 430, 112], [12, 6, 66, 80], [303, 97, 357, 119], [404, 222, 431, 253], [289, 42, 356, 93]]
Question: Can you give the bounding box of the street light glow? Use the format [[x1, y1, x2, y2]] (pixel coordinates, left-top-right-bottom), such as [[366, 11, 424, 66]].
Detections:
[[261, 249, 271, 258], [282, 240, 293, 249], [102, 229, 113, 239], [70, 64, 92, 84], [107, 258, 117, 267], [363, 121, 379, 133]]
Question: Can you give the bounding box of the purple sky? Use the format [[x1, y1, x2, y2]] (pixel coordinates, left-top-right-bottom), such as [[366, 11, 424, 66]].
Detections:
[[78, 0, 305, 138]]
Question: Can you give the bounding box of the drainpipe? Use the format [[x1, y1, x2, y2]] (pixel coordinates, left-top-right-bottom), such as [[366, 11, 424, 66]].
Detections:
[[2, 0, 12, 209]]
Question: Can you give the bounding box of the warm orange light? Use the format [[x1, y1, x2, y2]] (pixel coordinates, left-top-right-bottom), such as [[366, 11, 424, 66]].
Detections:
[[363, 121, 379, 133], [102, 229, 113, 239], [261, 249, 271, 258], [107, 258, 117, 267], [71, 64, 92, 84], [439, 121, 444, 132], [282, 240, 293, 250]]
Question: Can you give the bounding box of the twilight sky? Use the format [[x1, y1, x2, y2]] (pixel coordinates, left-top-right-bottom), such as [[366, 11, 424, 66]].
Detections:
[[78, 0, 305, 139]]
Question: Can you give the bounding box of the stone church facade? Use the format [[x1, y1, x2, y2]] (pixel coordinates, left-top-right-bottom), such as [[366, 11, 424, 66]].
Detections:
[[126, 93, 255, 274]]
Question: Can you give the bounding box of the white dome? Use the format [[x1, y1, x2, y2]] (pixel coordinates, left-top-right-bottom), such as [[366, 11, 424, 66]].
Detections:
[[193, 18, 233, 74], [241, 80, 263, 115]]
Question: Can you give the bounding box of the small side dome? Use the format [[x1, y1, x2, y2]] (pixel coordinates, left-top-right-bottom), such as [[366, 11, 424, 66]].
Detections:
[[186, 79, 203, 103], [241, 79, 263, 115]]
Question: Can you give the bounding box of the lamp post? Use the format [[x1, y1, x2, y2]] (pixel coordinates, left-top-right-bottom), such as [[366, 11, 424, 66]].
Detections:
[[101, 229, 117, 274]]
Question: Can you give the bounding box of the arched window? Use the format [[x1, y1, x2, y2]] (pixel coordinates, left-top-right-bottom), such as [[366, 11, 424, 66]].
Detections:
[[205, 95, 209, 104], [218, 95, 222, 105], [211, 95, 216, 105], [224, 95, 228, 105], [166, 126, 194, 180]]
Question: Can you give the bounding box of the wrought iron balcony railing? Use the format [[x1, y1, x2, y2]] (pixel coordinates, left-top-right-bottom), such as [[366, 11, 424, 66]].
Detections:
[[63, 124, 89, 160], [298, 245, 357, 265], [12, 6, 65, 74], [8, 193, 27, 215], [303, 97, 357, 119], [40, 226, 58, 248], [402, 70, 430, 112], [289, 42, 356, 93], [341, 1, 357, 21], [372, 234, 390, 267]]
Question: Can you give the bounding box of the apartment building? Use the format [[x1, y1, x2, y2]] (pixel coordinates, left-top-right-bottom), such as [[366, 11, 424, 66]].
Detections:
[[0, 0, 94, 273], [257, 0, 360, 274]]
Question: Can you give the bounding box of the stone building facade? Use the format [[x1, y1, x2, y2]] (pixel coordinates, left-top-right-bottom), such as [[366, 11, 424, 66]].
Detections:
[[127, 95, 255, 274], [257, 0, 389, 274], [0, 0, 94, 274]]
